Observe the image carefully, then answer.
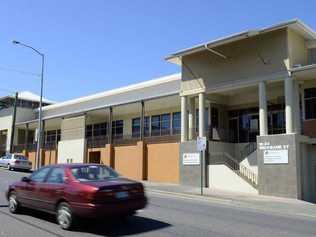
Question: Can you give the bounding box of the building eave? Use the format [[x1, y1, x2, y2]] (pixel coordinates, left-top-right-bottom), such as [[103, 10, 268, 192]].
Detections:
[[166, 19, 316, 65]]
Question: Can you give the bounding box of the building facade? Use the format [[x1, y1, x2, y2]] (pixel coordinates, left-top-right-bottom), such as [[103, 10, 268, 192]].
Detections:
[[13, 19, 316, 202], [0, 91, 52, 156]]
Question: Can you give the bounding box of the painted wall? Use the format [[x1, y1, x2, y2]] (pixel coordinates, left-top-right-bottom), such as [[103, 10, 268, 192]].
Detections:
[[113, 142, 144, 180], [58, 116, 86, 163], [257, 134, 303, 199], [181, 29, 289, 95], [147, 142, 180, 183], [287, 29, 308, 67], [209, 164, 258, 194]]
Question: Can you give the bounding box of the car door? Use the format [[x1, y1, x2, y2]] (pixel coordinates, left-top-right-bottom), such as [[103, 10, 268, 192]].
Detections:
[[19, 167, 51, 208], [37, 167, 67, 212], [0, 156, 5, 166]]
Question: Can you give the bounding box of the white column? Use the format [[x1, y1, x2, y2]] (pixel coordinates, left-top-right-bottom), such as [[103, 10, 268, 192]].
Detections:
[[181, 96, 188, 142], [199, 93, 205, 137], [188, 97, 195, 140], [293, 80, 301, 134], [285, 77, 294, 134], [259, 81, 268, 136]]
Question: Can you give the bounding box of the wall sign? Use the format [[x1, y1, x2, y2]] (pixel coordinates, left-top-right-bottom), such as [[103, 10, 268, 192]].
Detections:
[[263, 149, 288, 164], [183, 153, 200, 165], [197, 136, 207, 152]]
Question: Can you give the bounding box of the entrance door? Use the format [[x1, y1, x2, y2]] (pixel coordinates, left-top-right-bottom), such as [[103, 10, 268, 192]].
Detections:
[[89, 151, 101, 164]]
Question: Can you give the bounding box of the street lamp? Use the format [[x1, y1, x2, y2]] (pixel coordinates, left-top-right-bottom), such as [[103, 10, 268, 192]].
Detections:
[[13, 40, 45, 169]]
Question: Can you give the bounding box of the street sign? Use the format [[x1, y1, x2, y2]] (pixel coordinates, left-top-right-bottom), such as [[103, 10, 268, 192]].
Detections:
[[197, 136, 207, 152]]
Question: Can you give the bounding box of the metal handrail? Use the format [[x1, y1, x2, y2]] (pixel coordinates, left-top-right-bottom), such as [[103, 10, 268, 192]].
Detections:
[[215, 153, 258, 187]]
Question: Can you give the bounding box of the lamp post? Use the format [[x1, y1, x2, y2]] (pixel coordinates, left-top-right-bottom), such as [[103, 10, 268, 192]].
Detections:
[[13, 40, 44, 169]]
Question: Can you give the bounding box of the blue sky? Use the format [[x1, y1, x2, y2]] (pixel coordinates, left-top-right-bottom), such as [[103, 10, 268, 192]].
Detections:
[[0, 0, 315, 101]]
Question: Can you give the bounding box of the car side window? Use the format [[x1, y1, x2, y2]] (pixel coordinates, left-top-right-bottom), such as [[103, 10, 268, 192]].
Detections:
[[30, 167, 51, 182], [46, 168, 65, 184]]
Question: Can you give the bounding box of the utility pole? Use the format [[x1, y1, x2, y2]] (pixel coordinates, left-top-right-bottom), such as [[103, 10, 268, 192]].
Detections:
[[9, 92, 18, 154]]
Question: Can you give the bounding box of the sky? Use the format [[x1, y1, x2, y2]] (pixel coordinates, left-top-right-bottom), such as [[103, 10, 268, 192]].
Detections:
[[0, 0, 315, 102]]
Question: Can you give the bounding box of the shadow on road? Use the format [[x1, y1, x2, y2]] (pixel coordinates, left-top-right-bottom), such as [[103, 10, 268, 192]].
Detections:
[[74, 216, 171, 236], [0, 205, 171, 236]]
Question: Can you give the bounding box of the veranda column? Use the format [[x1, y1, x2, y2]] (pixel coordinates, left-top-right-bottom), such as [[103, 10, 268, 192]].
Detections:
[[285, 77, 294, 134], [188, 97, 196, 140], [24, 123, 29, 150], [108, 107, 113, 144], [198, 93, 205, 137], [293, 80, 301, 134], [181, 96, 188, 142], [259, 81, 268, 136], [140, 100, 145, 140]]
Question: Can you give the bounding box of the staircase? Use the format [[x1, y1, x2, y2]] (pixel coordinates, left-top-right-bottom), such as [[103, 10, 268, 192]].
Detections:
[[214, 142, 258, 189]]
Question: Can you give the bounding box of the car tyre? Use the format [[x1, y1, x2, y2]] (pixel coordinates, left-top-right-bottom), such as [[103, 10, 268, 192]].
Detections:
[[56, 202, 75, 230], [8, 192, 20, 214]]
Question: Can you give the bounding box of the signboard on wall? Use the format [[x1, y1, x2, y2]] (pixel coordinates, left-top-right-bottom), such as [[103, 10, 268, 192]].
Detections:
[[263, 149, 288, 164], [183, 153, 200, 165], [197, 136, 207, 152]]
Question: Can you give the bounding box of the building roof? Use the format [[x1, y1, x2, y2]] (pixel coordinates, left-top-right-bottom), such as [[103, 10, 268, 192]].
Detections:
[[0, 91, 54, 104], [40, 73, 181, 120], [166, 19, 316, 65]]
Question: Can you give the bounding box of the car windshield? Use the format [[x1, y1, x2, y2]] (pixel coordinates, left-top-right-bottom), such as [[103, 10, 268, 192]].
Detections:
[[14, 155, 28, 160], [71, 165, 119, 182]]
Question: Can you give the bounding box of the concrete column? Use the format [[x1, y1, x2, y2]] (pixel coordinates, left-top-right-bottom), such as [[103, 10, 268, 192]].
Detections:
[[199, 93, 205, 137], [181, 96, 188, 142], [108, 107, 113, 144], [188, 97, 195, 140], [259, 81, 268, 136], [301, 85, 305, 121], [293, 81, 301, 134], [285, 77, 294, 134], [24, 123, 29, 150], [140, 101, 145, 140]]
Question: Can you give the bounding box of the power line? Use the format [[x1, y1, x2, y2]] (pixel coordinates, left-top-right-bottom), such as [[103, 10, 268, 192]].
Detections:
[[0, 65, 40, 77]]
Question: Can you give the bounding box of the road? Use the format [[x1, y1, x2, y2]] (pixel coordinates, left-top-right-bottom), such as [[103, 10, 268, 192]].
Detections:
[[0, 169, 316, 237]]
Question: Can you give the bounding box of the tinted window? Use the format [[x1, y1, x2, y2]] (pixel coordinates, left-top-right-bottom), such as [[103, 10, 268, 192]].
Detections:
[[31, 167, 51, 182], [71, 165, 118, 182], [46, 168, 65, 183], [14, 155, 28, 160], [132, 118, 140, 137]]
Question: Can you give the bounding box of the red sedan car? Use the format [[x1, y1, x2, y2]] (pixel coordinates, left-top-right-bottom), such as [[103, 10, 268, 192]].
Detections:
[[6, 164, 147, 230]]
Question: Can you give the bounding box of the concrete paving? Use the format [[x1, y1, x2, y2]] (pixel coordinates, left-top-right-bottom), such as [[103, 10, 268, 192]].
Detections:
[[0, 169, 316, 236]]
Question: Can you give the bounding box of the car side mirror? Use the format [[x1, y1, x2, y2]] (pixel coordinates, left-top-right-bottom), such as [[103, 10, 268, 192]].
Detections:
[[21, 177, 31, 183]]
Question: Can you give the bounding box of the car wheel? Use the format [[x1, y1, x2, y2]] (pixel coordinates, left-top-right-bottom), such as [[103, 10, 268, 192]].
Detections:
[[56, 202, 74, 230], [8, 192, 20, 213]]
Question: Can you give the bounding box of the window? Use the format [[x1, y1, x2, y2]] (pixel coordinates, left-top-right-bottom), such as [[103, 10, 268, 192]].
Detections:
[[161, 114, 171, 135], [93, 122, 107, 137], [305, 88, 316, 119], [211, 107, 219, 128], [268, 111, 285, 134], [132, 118, 140, 137], [46, 168, 65, 183], [196, 108, 209, 131], [71, 165, 118, 182], [30, 167, 51, 182], [144, 116, 150, 137], [86, 123, 107, 138], [112, 120, 123, 138], [86, 125, 93, 138], [151, 115, 161, 136], [172, 112, 181, 134]]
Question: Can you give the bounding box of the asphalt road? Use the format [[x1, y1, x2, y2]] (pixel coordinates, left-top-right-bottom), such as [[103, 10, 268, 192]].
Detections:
[[0, 169, 316, 237]]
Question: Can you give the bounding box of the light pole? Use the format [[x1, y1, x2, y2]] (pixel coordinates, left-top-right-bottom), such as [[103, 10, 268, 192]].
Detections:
[[13, 40, 44, 169]]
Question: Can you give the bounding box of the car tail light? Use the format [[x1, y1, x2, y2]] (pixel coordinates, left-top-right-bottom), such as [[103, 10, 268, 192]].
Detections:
[[28, 161, 32, 165], [15, 160, 20, 164]]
